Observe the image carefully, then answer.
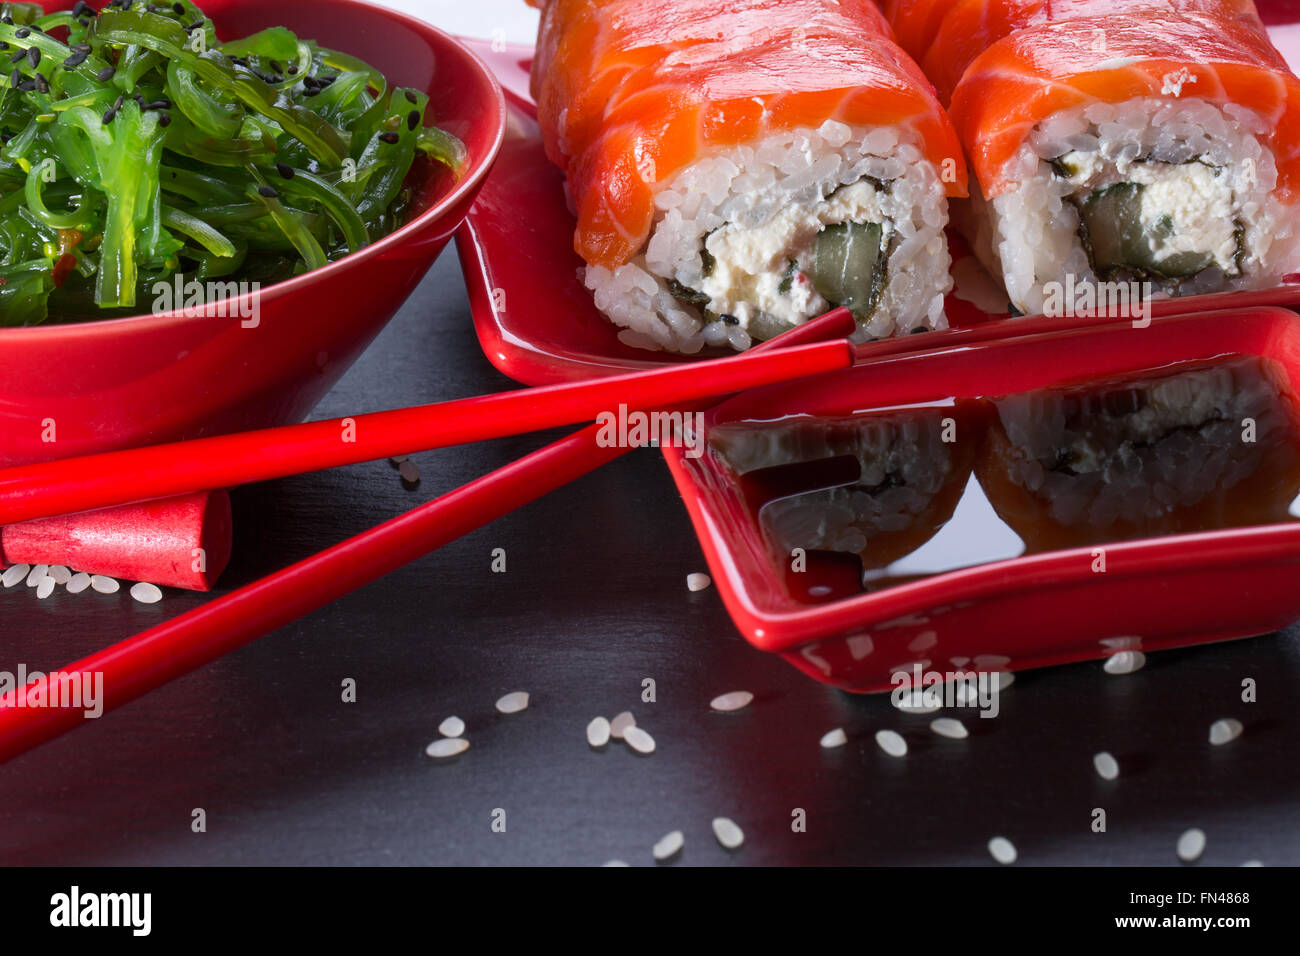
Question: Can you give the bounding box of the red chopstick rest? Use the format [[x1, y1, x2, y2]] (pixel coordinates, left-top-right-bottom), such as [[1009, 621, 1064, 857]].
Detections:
[[0, 490, 232, 592]]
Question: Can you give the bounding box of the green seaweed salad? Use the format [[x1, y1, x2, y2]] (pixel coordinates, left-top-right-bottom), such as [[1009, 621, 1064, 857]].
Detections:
[[0, 0, 466, 326]]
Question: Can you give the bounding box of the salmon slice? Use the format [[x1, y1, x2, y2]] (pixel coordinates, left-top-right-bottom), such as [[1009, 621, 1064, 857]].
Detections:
[[916, 0, 1267, 105], [948, 11, 1300, 201], [528, 0, 966, 269]]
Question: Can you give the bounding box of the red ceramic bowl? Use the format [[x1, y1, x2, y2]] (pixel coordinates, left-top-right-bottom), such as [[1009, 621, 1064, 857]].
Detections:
[[0, 0, 506, 467], [663, 305, 1300, 692]]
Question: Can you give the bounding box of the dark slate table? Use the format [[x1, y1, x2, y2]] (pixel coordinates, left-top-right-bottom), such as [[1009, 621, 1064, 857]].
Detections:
[[2, 248, 1297, 866]]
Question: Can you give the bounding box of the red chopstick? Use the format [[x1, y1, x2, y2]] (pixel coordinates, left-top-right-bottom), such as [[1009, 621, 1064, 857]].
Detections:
[[0, 310, 856, 762], [0, 336, 851, 526]]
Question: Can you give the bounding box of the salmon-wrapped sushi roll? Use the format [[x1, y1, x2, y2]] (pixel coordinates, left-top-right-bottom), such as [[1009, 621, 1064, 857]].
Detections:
[[528, 0, 967, 352], [885, 1, 1300, 314]]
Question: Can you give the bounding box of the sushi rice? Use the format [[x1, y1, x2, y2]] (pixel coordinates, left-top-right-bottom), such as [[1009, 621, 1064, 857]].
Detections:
[[586, 121, 952, 353], [965, 97, 1299, 315]]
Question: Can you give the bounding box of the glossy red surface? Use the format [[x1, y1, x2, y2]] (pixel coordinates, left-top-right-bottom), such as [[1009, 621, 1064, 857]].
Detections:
[[0, 0, 507, 467], [662, 305, 1300, 692], [457, 4, 1300, 385]]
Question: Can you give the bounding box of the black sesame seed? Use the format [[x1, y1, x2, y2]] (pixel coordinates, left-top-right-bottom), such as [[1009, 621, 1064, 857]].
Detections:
[[269, 59, 281, 72], [27, 47, 38, 68], [721, 314, 740, 325], [404, 89, 417, 104], [287, 64, 297, 75], [407, 109, 419, 130], [0, 133, 9, 144], [7, 68, 17, 87], [173, 1, 185, 13], [64, 51, 88, 68], [275, 162, 294, 179], [302, 87, 318, 97], [73, 0, 91, 15], [14, 27, 29, 38], [9, 48, 24, 64], [16, 78, 33, 92], [147, 3, 158, 11], [77, 17, 89, 27], [257, 184, 278, 198], [158, 111, 172, 127], [0, 16, 12, 26], [113, 94, 124, 110], [0, 41, 8, 51], [96, 66, 115, 82], [34, 73, 47, 93], [144, 98, 169, 110], [102, 107, 116, 124], [73, 44, 91, 53], [378, 131, 400, 144], [187, 19, 203, 31]]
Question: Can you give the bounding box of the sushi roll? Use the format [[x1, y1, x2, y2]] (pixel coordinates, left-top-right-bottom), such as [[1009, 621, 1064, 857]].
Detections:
[[975, 358, 1300, 552], [709, 407, 978, 572], [528, 0, 968, 352], [884, 1, 1300, 314]]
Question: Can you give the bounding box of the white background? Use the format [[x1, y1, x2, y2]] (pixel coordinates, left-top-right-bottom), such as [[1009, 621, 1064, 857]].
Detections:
[[370, 0, 540, 44]]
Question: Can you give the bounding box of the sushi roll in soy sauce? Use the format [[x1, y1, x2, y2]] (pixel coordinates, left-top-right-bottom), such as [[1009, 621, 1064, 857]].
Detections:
[[974, 357, 1300, 553], [708, 405, 980, 582]]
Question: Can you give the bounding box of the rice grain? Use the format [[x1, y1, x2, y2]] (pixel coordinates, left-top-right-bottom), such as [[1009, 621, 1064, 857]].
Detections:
[[66, 572, 91, 594], [90, 575, 120, 594], [610, 711, 636, 739], [709, 691, 753, 712], [438, 716, 465, 738], [587, 716, 611, 747], [623, 725, 656, 754], [1103, 650, 1147, 675], [35, 577, 55, 599], [130, 582, 163, 604], [652, 830, 684, 861], [495, 691, 529, 714], [820, 728, 847, 749], [1, 564, 29, 588], [1208, 718, 1243, 746], [1177, 828, 1206, 862], [425, 737, 470, 759], [930, 717, 968, 739], [686, 572, 712, 592], [1093, 751, 1120, 780], [988, 836, 1017, 865], [875, 729, 908, 757], [712, 817, 744, 849]]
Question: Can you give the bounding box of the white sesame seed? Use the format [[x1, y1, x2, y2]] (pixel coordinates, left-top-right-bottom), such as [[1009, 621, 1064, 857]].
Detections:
[[623, 725, 655, 754], [47, 565, 71, 585], [25, 564, 48, 587], [1177, 828, 1206, 862], [709, 691, 753, 712], [609, 710, 636, 739], [712, 817, 744, 849], [1093, 751, 1120, 780], [988, 836, 1017, 865], [495, 691, 529, 714], [425, 737, 469, 758], [35, 577, 55, 599], [893, 689, 942, 714], [130, 582, 163, 604], [820, 727, 847, 749], [930, 717, 968, 739], [686, 572, 711, 592], [1103, 650, 1146, 675], [438, 716, 465, 738], [587, 716, 611, 747], [66, 572, 91, 594], [1209, 718, 1243, 746], [652, 830, 683, 861], [875, 729, 907, 757], [1, 564, 29, 588], [90, 575, 120, 594]]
